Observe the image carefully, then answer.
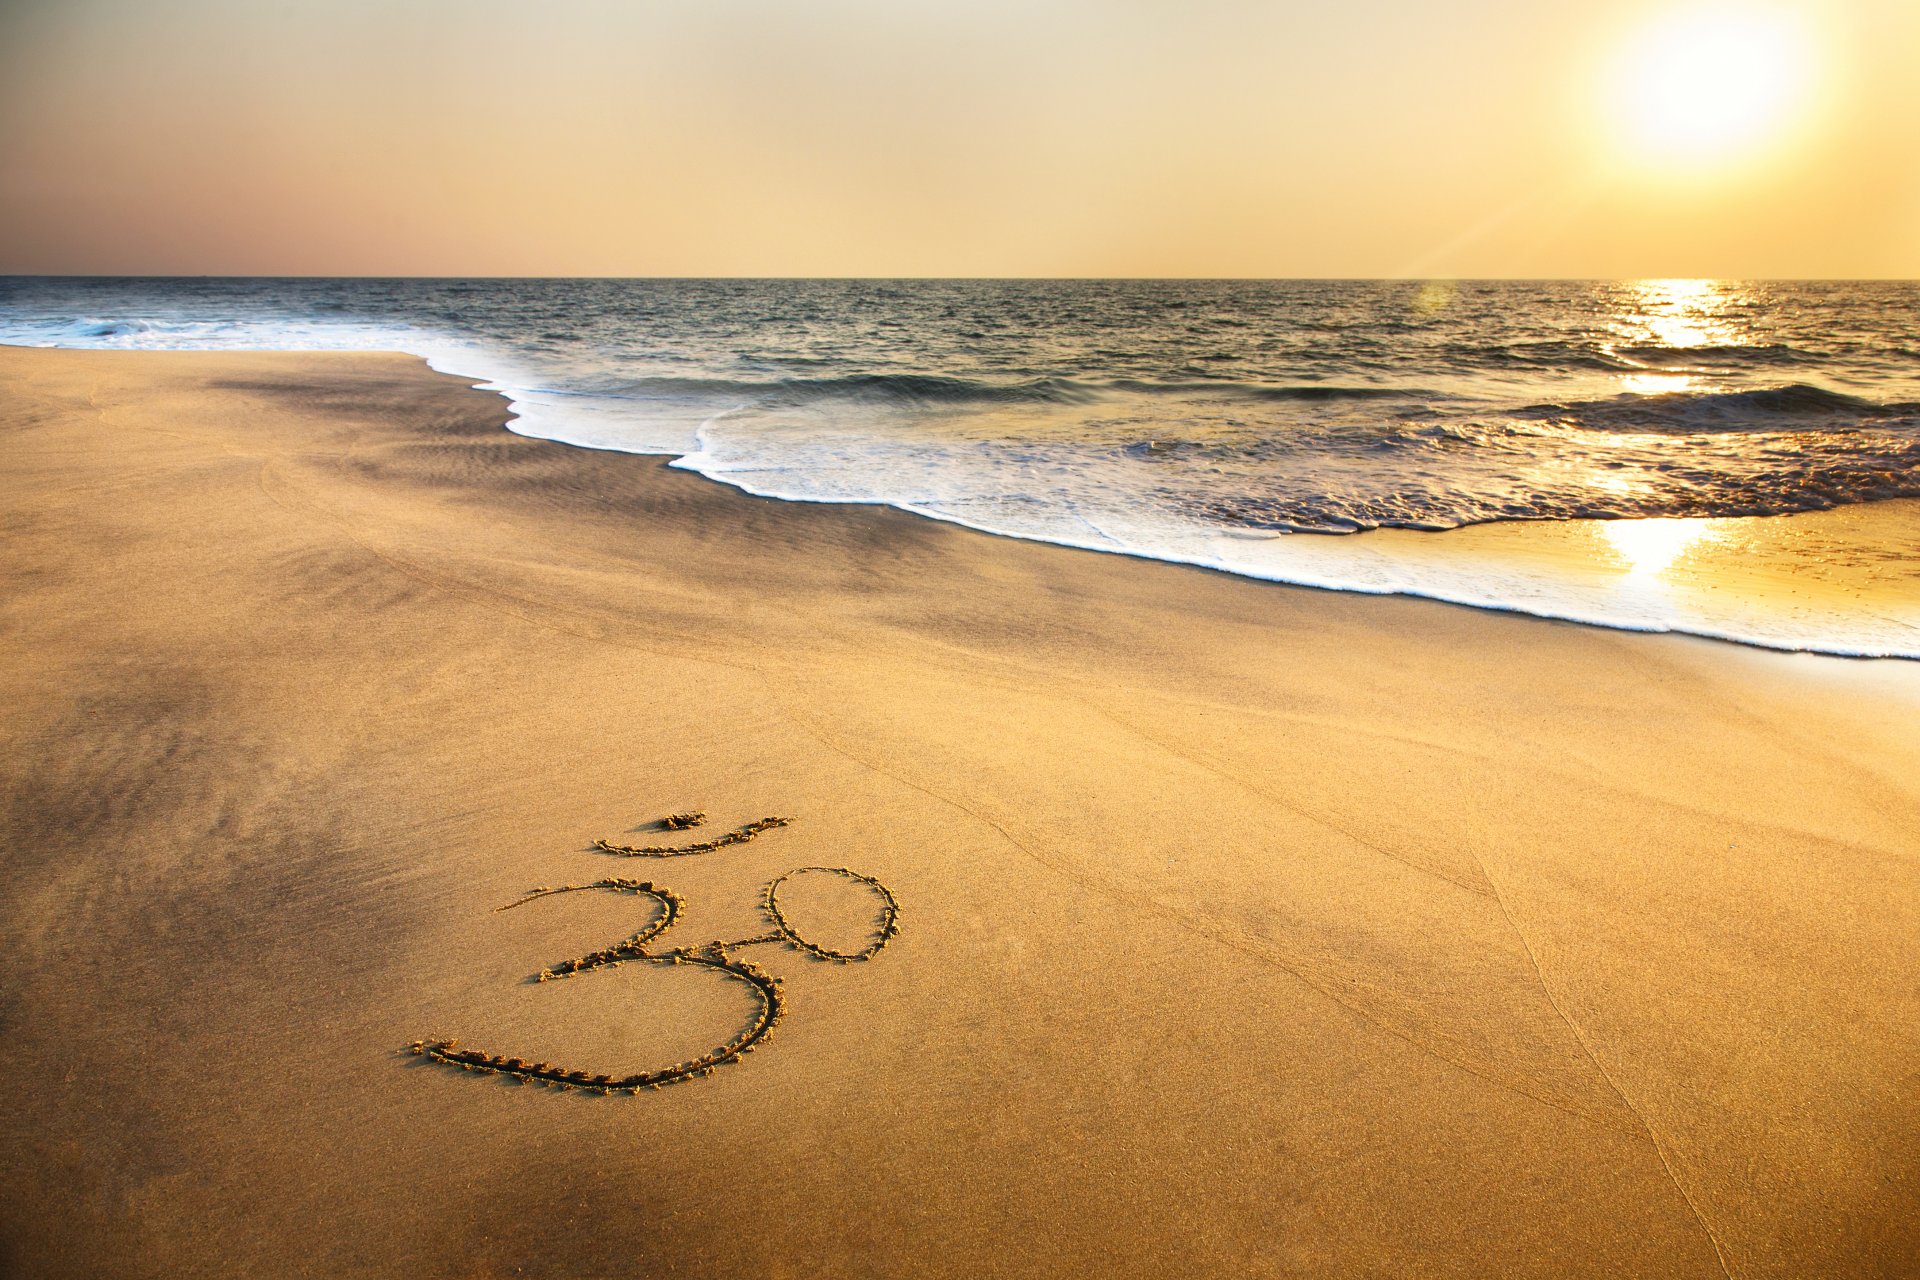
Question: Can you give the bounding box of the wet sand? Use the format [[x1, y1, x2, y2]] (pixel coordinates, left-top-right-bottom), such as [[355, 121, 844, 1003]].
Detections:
[[1351, 500, 1920, 657], [2, 346, 1916, 1279]]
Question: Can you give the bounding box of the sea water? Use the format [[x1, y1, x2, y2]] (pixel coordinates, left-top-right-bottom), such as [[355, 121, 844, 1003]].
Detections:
[[3, 277, 1916, 655]]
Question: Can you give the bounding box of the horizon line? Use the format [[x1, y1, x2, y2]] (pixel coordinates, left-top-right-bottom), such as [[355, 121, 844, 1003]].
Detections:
[[5, 273, 1918, 284]]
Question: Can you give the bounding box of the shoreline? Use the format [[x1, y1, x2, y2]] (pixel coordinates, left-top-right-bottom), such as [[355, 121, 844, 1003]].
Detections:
[[661, 441, 1920, 661], [496, 361, 1920, 662], [4, 321, 1916, 656], [3, 346, 1916, 1278]]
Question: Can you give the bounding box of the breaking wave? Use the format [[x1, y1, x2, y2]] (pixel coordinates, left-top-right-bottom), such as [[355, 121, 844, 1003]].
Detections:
[[1523, 383, 1917, 431]]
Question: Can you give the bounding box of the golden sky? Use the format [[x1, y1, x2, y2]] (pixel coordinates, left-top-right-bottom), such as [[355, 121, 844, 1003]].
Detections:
[[1, 0, 1915, 277]]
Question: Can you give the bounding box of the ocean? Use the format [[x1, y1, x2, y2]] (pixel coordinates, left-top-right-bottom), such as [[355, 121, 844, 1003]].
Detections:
[[3, 276, 1916, 655]]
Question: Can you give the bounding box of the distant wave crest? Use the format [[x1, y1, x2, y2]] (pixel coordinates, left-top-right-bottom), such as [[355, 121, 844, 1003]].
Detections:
[[1519, 383, 1918, 432], [1606, 341, 1817, 369], [591, 373, 1433, 409]]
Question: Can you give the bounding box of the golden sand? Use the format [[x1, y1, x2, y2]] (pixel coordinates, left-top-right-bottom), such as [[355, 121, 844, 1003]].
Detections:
[[1, 347, 1916, 1278]]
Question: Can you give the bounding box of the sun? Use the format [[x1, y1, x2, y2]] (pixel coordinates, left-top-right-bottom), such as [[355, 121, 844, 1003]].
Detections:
[[1603, 4, 1815, 173]]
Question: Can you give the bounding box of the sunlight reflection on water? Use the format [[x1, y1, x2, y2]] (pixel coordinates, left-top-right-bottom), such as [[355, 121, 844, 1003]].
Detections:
[[1618, 278, 1748, 352], [1601, 516, 1722, 576]]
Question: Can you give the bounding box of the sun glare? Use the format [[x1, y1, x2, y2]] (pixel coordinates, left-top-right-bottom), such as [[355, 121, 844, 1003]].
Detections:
[[1601, 517, 1721, 577], [1605, 4, 1815, 173]]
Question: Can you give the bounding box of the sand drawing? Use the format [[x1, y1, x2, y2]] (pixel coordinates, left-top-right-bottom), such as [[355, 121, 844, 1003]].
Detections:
[[593, 814, 793, 857], [409, 812, 901, 1093]]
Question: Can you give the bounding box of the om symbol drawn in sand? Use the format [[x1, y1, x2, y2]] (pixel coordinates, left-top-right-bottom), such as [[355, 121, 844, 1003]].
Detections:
[[409, 813, 901, 1094]]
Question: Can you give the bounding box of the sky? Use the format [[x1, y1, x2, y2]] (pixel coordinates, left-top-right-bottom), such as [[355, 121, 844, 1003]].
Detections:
[[1, 0, 1915, 277]]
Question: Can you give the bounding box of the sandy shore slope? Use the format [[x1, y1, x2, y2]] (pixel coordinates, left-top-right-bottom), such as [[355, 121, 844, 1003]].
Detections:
[[2, 347, 1916, 1279]]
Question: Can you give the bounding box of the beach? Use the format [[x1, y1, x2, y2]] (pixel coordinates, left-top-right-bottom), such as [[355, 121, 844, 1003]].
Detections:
[[2, 344, 1916, 1277]]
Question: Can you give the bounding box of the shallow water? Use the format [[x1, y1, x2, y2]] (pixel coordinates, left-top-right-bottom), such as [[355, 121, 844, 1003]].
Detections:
[[4, 276, 1916, 655]]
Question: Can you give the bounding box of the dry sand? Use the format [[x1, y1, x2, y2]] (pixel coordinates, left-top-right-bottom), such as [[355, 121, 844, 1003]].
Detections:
[[2, 346, 1916, 1279]]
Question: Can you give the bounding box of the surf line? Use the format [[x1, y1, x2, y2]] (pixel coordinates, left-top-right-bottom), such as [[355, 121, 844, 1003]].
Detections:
[[409, 813, 902, 1094]]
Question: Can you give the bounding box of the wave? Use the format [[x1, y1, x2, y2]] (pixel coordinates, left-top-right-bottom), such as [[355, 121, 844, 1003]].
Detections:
[[761, 373, 1102, 406], [579, 373, 1434, 409], [70, 317, 160, 339], [543, 373, 1105, 407], [1448, 340, 1631, 373], [1215, 382, 1428, 402], [1519, 383, 1919, 432], [1433, 340, 1824, 376], [1607, 342, 1817, 368]]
